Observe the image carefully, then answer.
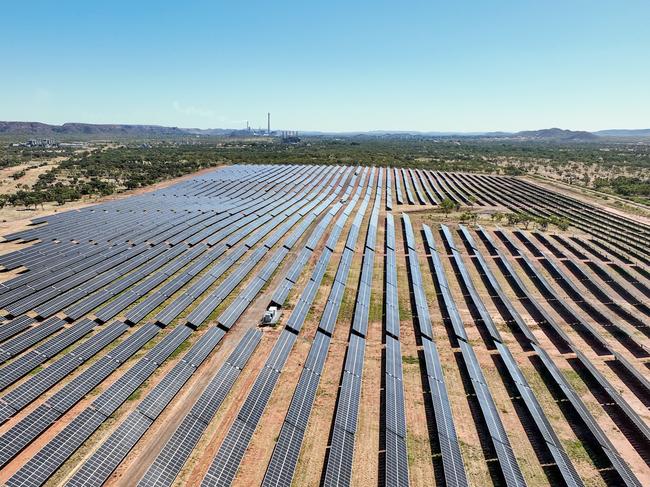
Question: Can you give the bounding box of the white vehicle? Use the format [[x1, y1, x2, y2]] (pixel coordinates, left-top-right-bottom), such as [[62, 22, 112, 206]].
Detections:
[[261, 306, 281, 326]]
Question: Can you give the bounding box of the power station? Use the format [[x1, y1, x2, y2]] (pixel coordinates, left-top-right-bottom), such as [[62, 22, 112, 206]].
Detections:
[[237, 113, 299, 142]]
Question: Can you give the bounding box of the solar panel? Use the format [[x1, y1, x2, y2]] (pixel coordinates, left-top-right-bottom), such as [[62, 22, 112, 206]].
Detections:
[[0, 317, 65, 360], [64, 289, 112, 320], [72, 321, 129, 361], [323, 425, 355, 487], [183, 327, 226, 367], [384, 370, 408, 437], [156, 293, 194, 325], [125, 292, 166, 325], [95, 359, 160, 416], [146, 325, 193, 365], [6, 408, 107, 487], [0, 351, 46, 391], [333, 371, 361, 435], [138, 414, 207, 487], [0, 401, 17, 424], [0, 316, 35, 343], [108, 323, 160, 363], [265, 331, 296, 373], [36, 288, 88, 318], [2, 356, 79, 412], [262, 421, 304, 487], [200, 418, 255, 487], [385, 429, 409, 487], [313, 251, 333, 282], [303, 331, 330, 374], [66, 412, 153, 487], [384, 336, 402, 380], [0, 404, 61, 468], [36, 318, 96, 358], [343, 334, 366, 378]]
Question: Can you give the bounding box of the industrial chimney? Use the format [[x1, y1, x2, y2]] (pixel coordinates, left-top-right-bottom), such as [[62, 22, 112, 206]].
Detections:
[[267, 112, 271, 135]]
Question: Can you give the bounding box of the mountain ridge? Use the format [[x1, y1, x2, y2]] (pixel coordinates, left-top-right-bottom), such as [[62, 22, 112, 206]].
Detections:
[[1, 121, 649, 140]]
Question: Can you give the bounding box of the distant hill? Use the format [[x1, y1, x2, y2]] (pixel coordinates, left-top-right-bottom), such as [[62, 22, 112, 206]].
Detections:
[[0, 121, 193, 139], [306, 128, 613, 141], [594, 129, 650, 137], [2, 121, 649, 141], [0, 121, 240, 140], [512, 128, 599, 141]]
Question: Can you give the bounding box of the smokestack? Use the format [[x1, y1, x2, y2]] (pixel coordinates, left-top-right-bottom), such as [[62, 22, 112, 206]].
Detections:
[[267, 112, 271, 135]]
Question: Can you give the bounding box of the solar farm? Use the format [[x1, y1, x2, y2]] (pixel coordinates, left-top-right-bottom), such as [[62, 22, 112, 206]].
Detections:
[[0, 164, 648, 487]]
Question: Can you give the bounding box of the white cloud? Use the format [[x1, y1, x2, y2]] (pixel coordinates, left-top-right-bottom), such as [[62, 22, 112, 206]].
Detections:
[[171, 101, 247, 127], [172, 101, 217, 119]]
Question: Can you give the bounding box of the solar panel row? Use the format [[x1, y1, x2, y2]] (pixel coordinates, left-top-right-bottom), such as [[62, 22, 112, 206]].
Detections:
[[402, 215, 434, 341], [0, 322, 159, 468], [401, 168, 415, 205], [400, 217, 469, 487], [7, 324, 192, 486], [476, 228, 644, 487], [441, 225, 583, 487], [422, 223, 524, 487], [205, 172, 343, 323], [369, 206, 407, 486], [409, 168, 427, 205], [263, 171, 378, 487], [136, 329, 261, 487], [202, 168, 370, 487], [65, 327, 228, 487], [322, 169, 381, 487], [0, 318, 97, 391], [0, 317, 66, 362], [0, 167, 324, 344], [2, 163, 647, 487]]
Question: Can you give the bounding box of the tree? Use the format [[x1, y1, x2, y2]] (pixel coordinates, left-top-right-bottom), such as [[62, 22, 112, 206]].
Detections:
[[460, 210, 479, 226], [439, 197, 459, 217], [549, 215, 570, 231], [34, 192, 46, 210], [518, 213, 533, 229], [491, 211, 505, 223], [505, 213, 520, 226], [534, 217, 550, 231]]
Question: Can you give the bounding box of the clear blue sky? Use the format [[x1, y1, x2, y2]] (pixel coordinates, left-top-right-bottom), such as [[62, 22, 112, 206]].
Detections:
[[2, 0, 648, 132]]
